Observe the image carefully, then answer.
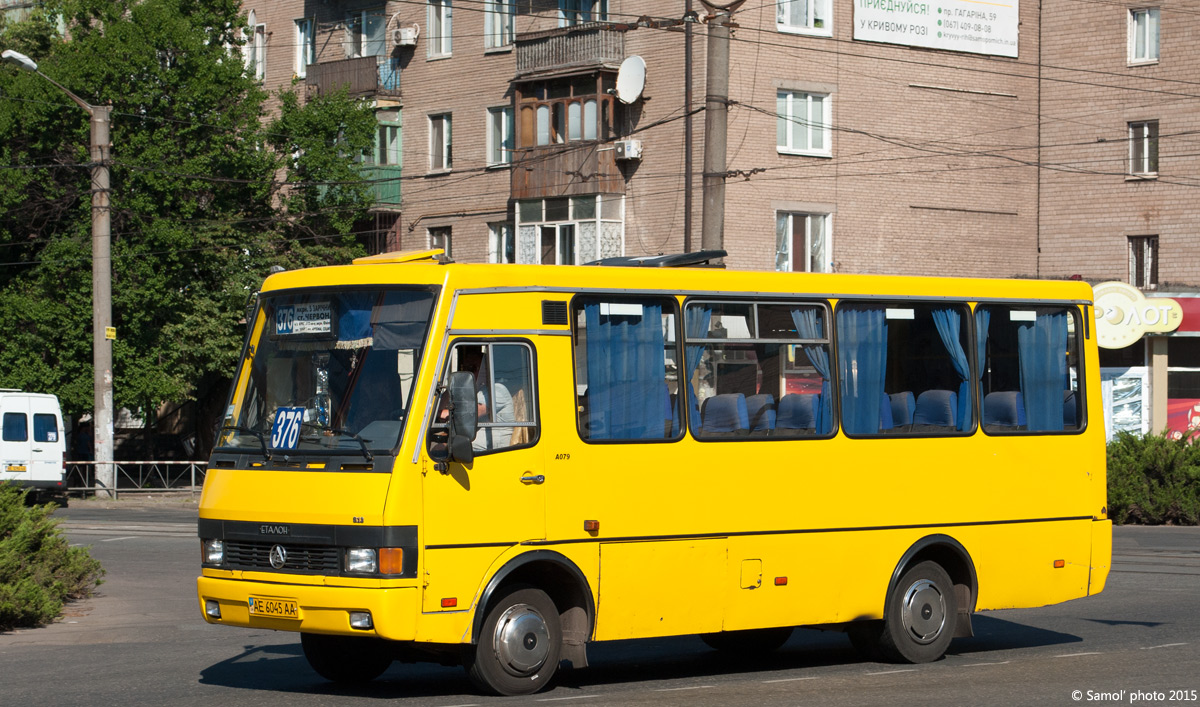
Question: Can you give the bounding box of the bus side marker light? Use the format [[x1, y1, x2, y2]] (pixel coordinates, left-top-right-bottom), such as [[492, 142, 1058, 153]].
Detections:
[[583, 520, 600, 532], [1054, 560, 1066, 568], [441, 597, 458, 608], [775, 577, 788, 586]]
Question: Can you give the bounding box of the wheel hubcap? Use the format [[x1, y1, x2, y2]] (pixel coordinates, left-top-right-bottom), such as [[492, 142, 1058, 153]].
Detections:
[[900, 579, 946, 644], [493, 603, 550, 675]]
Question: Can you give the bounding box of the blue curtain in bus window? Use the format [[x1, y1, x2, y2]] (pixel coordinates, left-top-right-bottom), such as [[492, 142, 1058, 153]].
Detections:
[[685, 304, 712, 435], [975, 308, 991, 409], [836, 306, 887, 435], [338, 292, 377, 347], [791, 307, 832, 434], [585, 301, 667, 439], [932, 308, 971, 431], [1017, 311, 1067, 432]]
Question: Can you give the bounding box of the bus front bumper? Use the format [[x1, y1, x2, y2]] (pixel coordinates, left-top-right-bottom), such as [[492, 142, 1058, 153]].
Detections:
[[197, 575, 418, 641]]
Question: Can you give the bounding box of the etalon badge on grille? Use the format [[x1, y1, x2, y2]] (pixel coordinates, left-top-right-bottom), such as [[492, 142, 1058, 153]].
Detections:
[[268, 544, 288, 569]]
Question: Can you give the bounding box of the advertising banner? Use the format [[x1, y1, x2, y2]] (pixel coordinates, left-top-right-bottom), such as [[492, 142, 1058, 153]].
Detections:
[[854, 0, 1019, 58]]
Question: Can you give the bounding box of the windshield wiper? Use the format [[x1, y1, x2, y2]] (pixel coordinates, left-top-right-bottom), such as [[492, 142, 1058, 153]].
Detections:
[[330, 427, 374, 462], [219, 424, 272, 461], [299, 423, 374, 463]]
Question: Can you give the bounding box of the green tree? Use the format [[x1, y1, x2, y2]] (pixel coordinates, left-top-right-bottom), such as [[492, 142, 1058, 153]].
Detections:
[[0, 0, 378, 456]]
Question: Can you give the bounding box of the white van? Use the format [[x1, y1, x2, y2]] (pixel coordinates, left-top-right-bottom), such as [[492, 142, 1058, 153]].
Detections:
[[0, 390, 67, 500]]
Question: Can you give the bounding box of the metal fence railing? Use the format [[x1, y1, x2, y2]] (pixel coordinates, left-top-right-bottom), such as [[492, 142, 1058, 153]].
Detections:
[[66, 461, 208, 498]]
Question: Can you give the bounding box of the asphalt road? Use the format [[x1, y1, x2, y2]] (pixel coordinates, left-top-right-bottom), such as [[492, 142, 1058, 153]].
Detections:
[[0, 499, 1196, 707]]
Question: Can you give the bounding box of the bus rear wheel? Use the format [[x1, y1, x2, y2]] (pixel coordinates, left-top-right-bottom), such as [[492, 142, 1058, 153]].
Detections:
[[878, 561, 957, 663], [300, 633, 393, 684], [701, 627, 793, 655], [465, 586, 562, 696]]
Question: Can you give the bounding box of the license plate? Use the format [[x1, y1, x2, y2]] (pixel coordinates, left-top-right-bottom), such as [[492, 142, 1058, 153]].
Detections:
[[248, 596, 299, 619], [5, 465, 27, 472]]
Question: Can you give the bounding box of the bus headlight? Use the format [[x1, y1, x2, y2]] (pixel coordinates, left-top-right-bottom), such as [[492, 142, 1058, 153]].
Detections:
[[346, 548, 378, 573], [202, 539, 225, 565]]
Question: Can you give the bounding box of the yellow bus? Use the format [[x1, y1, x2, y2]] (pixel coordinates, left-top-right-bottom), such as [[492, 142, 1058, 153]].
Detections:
[[197, 250, 1111, 696]]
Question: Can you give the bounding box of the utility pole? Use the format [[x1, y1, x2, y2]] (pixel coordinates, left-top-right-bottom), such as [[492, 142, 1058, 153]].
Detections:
[[699, 1, 743, 254], [3, 50, 115, 498], [684, 0, 694, 253]]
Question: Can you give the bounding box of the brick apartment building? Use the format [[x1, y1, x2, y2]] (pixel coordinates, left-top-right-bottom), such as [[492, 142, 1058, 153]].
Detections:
[[240, 0, 1198, 435]]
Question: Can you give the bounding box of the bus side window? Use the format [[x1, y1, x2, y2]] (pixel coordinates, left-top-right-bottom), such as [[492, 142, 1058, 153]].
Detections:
[[835, 302, 974, 436], [977, 305, 1083, 434], [573, 297, 682, 442]]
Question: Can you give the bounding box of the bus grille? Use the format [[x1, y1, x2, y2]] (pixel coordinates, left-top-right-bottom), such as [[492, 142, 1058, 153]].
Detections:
[[224, 541, 340, 573]]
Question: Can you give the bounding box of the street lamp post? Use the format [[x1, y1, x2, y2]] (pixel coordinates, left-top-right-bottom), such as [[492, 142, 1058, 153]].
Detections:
[[3, 49, 115, 498]]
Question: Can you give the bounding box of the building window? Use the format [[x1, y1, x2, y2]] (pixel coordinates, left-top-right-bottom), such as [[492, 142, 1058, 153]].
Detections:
[[429, 226, 452, 256], [777, 0, 830, 35], [1129, 8, 1160, 64], [244, 12, 266, 80], [295, 19, 314, 78], [485, 0, 514, 49], [1129, 236, 1159, 289], [487, 106, 514, 166], [429, 0, 453, 58], [559, 0, 607, 27], [777, 90, 830, 156], [430, 113, 452, 171], [1129, 120, 1159, 176], [489, 222, 516, 263], [375, 122, 401, 166], [515, 195, 623, 265], [775, 212, 830, 273], [345, 9, 386, 58]]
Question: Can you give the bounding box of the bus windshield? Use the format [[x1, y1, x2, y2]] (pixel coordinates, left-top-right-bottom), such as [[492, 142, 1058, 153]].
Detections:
[[217, 288, 437, 457]]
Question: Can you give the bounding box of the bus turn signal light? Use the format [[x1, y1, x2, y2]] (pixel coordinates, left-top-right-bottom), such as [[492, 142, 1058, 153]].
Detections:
[[583, 520, 600, 532], [1054, 559, 1065, 568], [379, 548, 405, 574]]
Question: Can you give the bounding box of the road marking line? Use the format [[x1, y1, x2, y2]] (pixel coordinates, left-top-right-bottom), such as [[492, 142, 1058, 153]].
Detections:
[[865, 669, 916, 675], [1054, 652, 1100, 658], [100, 536, 137, 542], [654, 685, 715, 692], [536, 696, 600, 702], [1142, 643, 1187, 650], [763, 677, 818, 683], [962, 661, 1010, 666]]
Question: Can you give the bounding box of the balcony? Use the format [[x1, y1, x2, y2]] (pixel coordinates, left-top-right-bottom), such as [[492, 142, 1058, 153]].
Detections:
[[307, 55, 401, 99], [360, 164, 402, 208], [514, 23, 625, 80]]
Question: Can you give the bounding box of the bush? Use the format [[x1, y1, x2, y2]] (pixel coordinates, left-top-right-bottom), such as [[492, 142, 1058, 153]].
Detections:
[[1107, 431, 1200, 525], [0, 484, 104, 630]]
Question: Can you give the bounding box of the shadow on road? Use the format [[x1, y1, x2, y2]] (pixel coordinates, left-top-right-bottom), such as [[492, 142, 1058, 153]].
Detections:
[[196, 616, 1082, 699]]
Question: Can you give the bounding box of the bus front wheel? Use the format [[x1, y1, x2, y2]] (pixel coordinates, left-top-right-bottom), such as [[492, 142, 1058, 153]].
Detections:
[[879, 561, 957, 663], [300, 633, 393, 684], [465, 586, 562, 696]]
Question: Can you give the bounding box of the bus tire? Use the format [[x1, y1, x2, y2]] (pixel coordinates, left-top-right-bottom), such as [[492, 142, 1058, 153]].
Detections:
[[878, 561, 957, 663], [700, 627, 793, 655], [300, 632, 393, 684], [465, 586, 562, 696]]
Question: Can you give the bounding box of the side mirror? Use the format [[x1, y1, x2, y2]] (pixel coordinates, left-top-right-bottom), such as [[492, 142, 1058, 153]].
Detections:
[[445, 371, 477, 464]]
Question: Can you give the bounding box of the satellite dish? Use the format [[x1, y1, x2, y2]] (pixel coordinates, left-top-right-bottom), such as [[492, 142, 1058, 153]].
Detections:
[[615, 55, 646, 105]]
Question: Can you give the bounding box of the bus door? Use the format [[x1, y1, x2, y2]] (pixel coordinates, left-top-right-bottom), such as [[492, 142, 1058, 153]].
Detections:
[[421, 339, 544, 612]]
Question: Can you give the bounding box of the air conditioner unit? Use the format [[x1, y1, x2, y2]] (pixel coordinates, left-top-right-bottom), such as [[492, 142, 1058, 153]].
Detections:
[[394, 27, 418, 47], [614, 139, 643, 161]]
